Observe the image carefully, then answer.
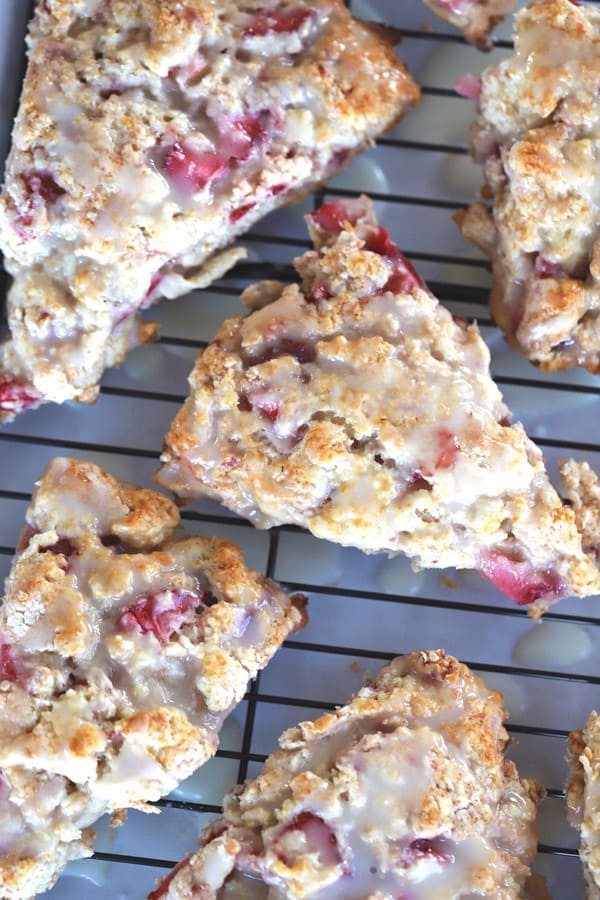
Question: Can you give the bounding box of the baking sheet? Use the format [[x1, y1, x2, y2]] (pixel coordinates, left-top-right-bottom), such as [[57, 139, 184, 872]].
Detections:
[[1, 1, 599, 897]]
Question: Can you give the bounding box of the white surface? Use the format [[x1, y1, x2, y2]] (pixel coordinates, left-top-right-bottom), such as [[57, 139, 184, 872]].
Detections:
[[0, 2, 598, 898]]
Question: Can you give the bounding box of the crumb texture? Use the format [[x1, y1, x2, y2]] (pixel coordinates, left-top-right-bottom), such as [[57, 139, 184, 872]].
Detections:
[[568, 712, 600, 899], [458, 0, 600, 371], [421, 0, 516, 48], [157, 195, 600, 616], [149, 649, 542, 900], [0, 457, 304, 898], [0, 0, 419, 422]]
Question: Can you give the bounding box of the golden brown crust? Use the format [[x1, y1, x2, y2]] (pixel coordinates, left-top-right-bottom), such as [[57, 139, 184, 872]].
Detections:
[[458, 0, 600, 372], [151, 650, 542, 899], [568, 713, 600, 899], [421, 0, 517, 49], [0, 457, 305, 898], [0, 0, 419, 423], [157, 195, 600, 616]]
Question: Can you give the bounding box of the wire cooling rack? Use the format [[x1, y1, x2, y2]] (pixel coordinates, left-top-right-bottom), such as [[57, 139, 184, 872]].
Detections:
[[1, 1, 599, 897]]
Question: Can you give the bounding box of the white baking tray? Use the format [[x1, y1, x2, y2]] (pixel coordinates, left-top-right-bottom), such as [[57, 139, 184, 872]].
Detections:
[[1, 2, 599, 897]]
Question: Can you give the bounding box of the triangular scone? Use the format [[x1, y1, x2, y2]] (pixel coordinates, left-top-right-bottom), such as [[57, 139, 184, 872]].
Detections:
[[149, 650, 542, 900], [420, 0, 516, 49], [568, 713, 600, 899], [157, 195, 600, 616], [0, 458, 306, 899], [0, 0, 419, 423], [456, 0, 600, 372]]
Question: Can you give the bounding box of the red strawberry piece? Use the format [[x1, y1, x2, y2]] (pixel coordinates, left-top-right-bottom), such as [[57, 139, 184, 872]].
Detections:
[[305, 282, 332, 305], [0, 377, 42, 415], [454, 73, 481, 101], [168, 53, 207, 83], [275, 812, 342, 868], [22, 171, 65, 205], [364, 227, 425, 294], [39, 537, 77, 557], [479, 551, 566, 606], [245, 6, 312, 37], [398, 837, 455, 868], [310, 199, 361, 233], [230, 201, 257, 224], [118, 589, 205, 644], [219, 113, 269, 162], [435, 428, 460, 470], [249, 394, 280, 423], [143, 270, 165, 305], [0, 642, 18, 684], [162, 141, 227, 192], [16, 523, 40, 553], [251, 338, 316, 365], [534, 255, 564, 279]]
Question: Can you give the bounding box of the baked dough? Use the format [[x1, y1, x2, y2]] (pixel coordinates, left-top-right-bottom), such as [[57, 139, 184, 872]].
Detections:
[[0, 457, 306, 898], [421, 0, 516, 49], [457, 0, 600, 371], [0, 0, 419, 422], [157, 195, 600, 617], [149, 650, 542, 899], [568, 712, 600, 899]]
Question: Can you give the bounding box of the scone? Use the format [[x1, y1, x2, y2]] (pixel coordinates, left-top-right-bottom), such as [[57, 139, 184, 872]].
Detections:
[[0, 0, 419, 423], [149, 649, 542, 899], [421, 0, 516, 49], [156, 195, 600, 617], [567, 713, 600, 899], [0, 457, 306, 899], [456, 0, 600, 371]]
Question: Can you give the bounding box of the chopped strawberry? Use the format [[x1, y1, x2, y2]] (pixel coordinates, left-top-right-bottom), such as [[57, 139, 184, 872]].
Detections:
[[22, 171, 65, 205], [162, 141, 227, 192], [39, 537, 77, 558], [0, 642, 18, 684], [118, 589, 205, 644], [479, 550, 566, 606], [245, 6, 312, 37], [310, 199, 361, 234], [305, 282, 332, 305], [168, 53, 208, 84], [398, 837, 455, 868], [250, 395, 280, 423], [16, 523, 39, 553], [534, 255, 564, 279], [454, 73, 481, 101], [219, 112, 269, 162], [364, 227, 425, 295], [251, 338, 316, 365], [0, 377, 42, 415], [274, 812, 342, 868], [144, 270, 165, 305], [435, 428, 460, 470], [230, 201, 257, 223]]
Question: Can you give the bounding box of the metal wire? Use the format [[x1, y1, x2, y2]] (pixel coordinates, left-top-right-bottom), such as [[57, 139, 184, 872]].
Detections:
[[1, 0, 600, 891]]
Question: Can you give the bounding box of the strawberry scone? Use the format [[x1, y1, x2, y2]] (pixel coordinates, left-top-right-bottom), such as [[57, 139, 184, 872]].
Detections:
[[457, 0, 600, 371], [157, 196, 600, 616], [149, 650, 542, 900], [421, 0, 516, 49], [568, 713, 600, 899], [0, 457, 306, 899], [0, 0, 419, 423]]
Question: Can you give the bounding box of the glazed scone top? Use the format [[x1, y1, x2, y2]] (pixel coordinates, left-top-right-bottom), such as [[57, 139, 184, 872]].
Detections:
[[458, 0, 600, 371], [0, 0, 418, 418], [0, 457, 305, 899], [149, 650, 542, 900], [157, 196, 600, 615], [567, 712, 600, 899], [420, 0, 517, 49]]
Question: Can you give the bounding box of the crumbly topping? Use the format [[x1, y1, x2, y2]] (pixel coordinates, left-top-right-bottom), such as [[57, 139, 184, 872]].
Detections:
[[457, 0, 600, 371], [421, 0, 516, 49], [157, 195, 600, 617], [0, 457, 306, 898], [0, 0, 419, 422], [150, 650, 542, 899], [568, 712, 600, 899]]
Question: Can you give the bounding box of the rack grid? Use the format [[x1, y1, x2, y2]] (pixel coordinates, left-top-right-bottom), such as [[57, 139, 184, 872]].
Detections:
[[0, 1, 599, 897]]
